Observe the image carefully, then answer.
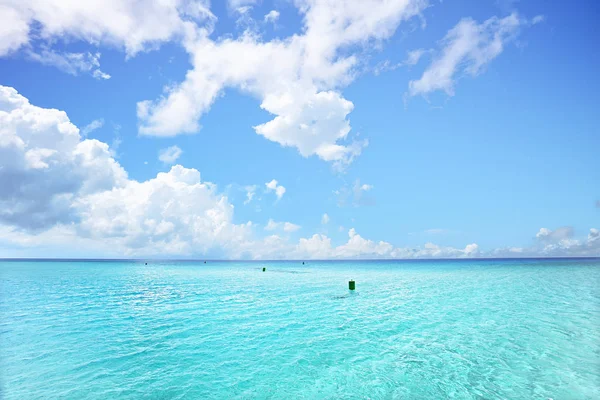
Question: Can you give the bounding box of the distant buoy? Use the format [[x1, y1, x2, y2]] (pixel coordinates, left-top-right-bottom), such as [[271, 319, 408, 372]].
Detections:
[[204, 261, 206, 264], [262, 267, 266, 272], [349, 280, 355, 290], [145, 262, 147, 265], [302, 262, 305, 265]]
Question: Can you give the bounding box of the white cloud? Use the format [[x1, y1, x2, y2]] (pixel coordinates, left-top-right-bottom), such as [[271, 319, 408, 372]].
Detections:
[[284, 222, 301, 232], [292, 228, 480, 260], [408, 13, 525, 98], [3, 86, 596, 260], [81, 119, 104, 137], [265, 219, 278, 231], [244, 185, 257, 204], [136, 0, 428, 167], [532, 15, 545, 25], [228, 0, 258, 10], [0, 85, 127, 231], [0, 85, 253, 256], [0, 5, 29, 56], [27, 50, 110, 79], [534, 228, 599, 257], [464, 243, 479, 256], [73, 165, 253, 256], [535, 226, 574, 242], [264, 10, 280, 24], [110, 134, 123, 158], [404, 48, 426, 66], [283, 222, 300, 232], [264, 218, 301, 232], [295, 234, 333, 259], [374, 49, 426, 75], [158, 145, 183, 164], [0, 0, 215, 58], [265, 179, 286, 200], [321, 213, 330, 224], [93, 70, 112, 80]]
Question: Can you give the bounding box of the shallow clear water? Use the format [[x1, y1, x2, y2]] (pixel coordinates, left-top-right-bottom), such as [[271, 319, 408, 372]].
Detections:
[[1, 259, 599, 399]]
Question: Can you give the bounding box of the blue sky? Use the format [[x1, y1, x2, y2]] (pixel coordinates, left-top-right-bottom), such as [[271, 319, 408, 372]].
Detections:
[[0, 0, 598, 258]]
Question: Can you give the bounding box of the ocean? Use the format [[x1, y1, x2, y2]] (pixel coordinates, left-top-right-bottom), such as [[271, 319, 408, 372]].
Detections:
[[1, 259, 599, 399]]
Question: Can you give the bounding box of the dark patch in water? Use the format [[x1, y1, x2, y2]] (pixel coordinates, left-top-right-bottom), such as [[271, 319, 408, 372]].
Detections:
[[332, 293, 358, 299]]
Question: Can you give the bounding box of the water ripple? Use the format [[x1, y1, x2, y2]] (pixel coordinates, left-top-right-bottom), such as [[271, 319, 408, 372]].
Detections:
[[1, 259, 599, 399]]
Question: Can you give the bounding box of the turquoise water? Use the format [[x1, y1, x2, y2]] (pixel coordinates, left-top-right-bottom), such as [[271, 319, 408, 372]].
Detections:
[[1, 259, 599, 399]]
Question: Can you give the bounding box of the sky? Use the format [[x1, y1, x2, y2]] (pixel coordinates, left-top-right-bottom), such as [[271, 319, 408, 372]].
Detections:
[[0, 0, 598, 259]]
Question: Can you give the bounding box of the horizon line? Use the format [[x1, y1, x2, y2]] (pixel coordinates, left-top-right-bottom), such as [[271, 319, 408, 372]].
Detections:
[[1, 256, 599, 262]]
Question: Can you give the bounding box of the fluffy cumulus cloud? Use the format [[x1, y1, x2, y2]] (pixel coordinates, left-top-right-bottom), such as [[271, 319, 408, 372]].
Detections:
[[535, 226, 573, 242], [1, 87, 597, 259], [0, 0, 215, 81], [292, 228, 480, 260], [264, 10, 280, 24], [408, 13, 526, 98], [0, 86, 127, 231], [136, 0, 429, 167], [533, 227, 599, 257], [158, 145, 183, 164], [0, 0, 214, 57], [0, 5, 31, 56], [0, 86, 253, 256], [73, 165, 254, 255], [265, 179, 286, 200], [0, 1, 536, 169]]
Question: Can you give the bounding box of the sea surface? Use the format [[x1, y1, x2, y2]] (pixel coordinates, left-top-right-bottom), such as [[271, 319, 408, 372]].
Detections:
[[1, 259, 599, 399]]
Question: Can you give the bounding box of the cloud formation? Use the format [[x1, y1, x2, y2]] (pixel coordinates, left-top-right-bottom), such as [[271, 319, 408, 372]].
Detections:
[[136, 0, 428, 167], [158, 145, 183, 164], [0, 0, 214, 57], [536, 226, 574, 242], [81, 119, 105, 137], [0, 85, 497, 259], [0, 85, 127, 231], [533, 227, 599, 257], [265, 179, 286, 200], [265, 219, 301, 233], [244, 185, 257, 205], [264, 10, 280, 24], [404, 48, 427, 66], [27, 50, 110, 79], [408, 13, 525, 98]]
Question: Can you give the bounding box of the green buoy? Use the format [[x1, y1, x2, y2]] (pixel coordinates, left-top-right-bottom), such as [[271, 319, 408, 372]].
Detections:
[[262, 267, 266, 272], [349, 280, 355, 290]]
